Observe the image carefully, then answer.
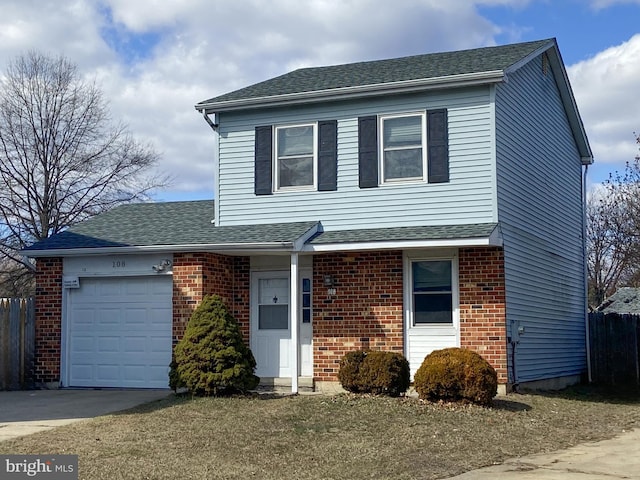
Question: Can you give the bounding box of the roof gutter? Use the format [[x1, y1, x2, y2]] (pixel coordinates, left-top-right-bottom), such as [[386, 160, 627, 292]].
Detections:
[[22, 242, 298, 258], [195, 70, 506, 114], [303, 233, 503, 253]]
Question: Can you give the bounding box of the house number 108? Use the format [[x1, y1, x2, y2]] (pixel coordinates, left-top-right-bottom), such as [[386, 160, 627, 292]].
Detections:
[[112, 261, 126, 268]]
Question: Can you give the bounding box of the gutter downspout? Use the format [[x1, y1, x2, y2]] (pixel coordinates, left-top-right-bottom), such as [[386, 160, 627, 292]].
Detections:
[[583, 163, 592, 383], [200, 109, 220, 226]]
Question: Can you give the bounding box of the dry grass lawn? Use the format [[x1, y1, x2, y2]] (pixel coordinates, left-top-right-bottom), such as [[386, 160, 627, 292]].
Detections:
[[1, 386, 639, 480]]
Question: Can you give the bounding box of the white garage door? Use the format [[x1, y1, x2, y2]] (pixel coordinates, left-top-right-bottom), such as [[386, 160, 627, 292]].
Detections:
[[67, 276, 172, 388]]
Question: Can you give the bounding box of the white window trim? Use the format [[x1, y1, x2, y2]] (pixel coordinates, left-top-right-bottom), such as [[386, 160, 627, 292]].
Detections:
[[379, 111, 427, 185], [273, 122, 318, 192], [404, 250, 460, 336]]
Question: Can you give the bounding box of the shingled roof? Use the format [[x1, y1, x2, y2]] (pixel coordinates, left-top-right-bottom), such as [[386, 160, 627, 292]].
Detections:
[[196, 38, 553, 111], [23, 200, 319, 255]]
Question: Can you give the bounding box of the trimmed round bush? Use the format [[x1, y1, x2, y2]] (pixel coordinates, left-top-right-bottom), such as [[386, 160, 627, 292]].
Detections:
[[338, 350, 410, 397], [169, 294, 259, 396], [413, 347, 498, 406]]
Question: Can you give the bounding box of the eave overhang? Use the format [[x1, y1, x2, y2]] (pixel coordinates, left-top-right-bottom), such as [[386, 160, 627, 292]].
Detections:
[[195, 70, 505, 114]]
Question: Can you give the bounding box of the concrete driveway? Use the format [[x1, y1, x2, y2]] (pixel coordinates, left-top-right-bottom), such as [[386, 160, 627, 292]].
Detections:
[[0, 389, 170, 442]]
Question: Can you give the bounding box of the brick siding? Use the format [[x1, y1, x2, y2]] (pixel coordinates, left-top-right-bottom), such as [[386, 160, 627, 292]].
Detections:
[[172, 253, 250, 344], [459, 247, 508, 382], [311, 247, 508, 384], [312, 251, 405, 382], [34, 257, 63, 385]]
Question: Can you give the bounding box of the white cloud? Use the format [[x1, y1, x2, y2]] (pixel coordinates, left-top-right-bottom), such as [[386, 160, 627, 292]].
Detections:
[[590, 0, 640, 9], [568, 34, 640, 176]]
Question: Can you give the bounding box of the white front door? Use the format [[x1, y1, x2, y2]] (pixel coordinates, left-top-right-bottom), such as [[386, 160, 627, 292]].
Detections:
[[251, 272, 291, 378], [251, 270, 313, 378]]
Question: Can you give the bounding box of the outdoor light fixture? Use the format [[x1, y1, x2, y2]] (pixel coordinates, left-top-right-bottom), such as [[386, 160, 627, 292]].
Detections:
[[323, 274, 335, 287], [152, 259, 172, 272]]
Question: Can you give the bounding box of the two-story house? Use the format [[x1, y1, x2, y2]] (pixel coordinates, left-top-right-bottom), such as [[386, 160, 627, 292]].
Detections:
[[25, 38, 592, 393]]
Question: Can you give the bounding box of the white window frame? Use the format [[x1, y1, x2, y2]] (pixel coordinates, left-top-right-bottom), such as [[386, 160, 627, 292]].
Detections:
[[379, 112, 427, 185], [273, 122, 318, 192], [404, 250, 459, 334]]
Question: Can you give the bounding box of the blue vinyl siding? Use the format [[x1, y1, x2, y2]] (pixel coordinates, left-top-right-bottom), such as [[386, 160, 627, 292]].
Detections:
[[216, 87, 496, 229], [495, 54, 586, 383]]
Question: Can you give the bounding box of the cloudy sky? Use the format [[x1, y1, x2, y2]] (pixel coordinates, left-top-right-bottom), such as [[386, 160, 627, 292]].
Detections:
[[1, 0, 638, 201]]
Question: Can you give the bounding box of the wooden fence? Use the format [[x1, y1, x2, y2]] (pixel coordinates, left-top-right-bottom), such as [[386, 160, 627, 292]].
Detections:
[[589, 312, 640, 387], [0, 298, 35, 390]]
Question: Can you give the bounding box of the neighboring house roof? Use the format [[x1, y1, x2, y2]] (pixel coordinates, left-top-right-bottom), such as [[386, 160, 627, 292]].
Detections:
[[22, 201, 501, 257], [22, 200, 319, 256], [597, 287, 640, 314], [195, 38, 591, 164]]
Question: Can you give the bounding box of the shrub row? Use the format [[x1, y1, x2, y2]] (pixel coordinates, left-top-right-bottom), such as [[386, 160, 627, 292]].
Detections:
[[338, 347, 498, 405]]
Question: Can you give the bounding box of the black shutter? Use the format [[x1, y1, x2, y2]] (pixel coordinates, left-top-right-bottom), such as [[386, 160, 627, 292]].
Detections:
[[254, 125, 273, 195], [318, 120, 338, 191], [427, 109, 449, 183], [358, 115, 378, 188]]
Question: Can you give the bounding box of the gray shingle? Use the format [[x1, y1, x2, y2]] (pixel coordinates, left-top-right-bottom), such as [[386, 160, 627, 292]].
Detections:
[[23, 200, 318, 252], [197, 39, 552, 108], [309, 223, 498, 244], [597, 287, 640, 314]]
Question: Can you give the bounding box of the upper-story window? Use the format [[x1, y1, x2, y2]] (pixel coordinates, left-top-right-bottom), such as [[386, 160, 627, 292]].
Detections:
[[275, 124, 317, 190], [358, 108, 449, 188], [254, 120, 337, 196], [380, 113, 426, 183]]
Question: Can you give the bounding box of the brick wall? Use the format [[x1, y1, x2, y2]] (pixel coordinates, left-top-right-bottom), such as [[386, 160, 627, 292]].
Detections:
[[459, 247, 508, 382], [34, 257, 63, 385], [172, 253, 250, 344], [311, 247, 508, 384], [312, 251, 405, 382]]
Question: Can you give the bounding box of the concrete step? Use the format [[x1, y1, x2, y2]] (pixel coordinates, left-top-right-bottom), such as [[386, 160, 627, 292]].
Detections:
[[256, 377, 314, 393]]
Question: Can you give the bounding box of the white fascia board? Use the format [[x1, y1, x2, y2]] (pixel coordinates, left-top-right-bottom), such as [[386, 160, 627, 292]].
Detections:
[[23, 242, 296, 258], [197, 71, 505, 114], [303, 235, 503, 253], [292, 222, 322, 251]]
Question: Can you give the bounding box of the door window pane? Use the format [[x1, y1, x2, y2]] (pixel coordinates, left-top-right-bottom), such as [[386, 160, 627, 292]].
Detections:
[[412, 260, 453, 325], [258, 304, 289, 329]]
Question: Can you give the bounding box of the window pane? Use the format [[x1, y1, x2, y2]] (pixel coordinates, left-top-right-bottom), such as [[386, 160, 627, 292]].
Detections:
[[384, 116, 422, 148], [414, 293, 452, 324], [302, 278, 311, 293], [384, 149, 423, 180], [259, 304, 289, 329], [302, 309, 311, 324], [279, 157, 313, 187], [278, 126, 313, 156], [413, 261, 451, 292]]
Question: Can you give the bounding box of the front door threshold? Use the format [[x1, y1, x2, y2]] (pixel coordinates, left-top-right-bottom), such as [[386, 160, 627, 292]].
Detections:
[[256, 377, 314, 393]]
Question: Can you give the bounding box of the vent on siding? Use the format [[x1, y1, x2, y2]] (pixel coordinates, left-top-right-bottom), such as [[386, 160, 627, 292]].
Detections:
[[542, 53, 549, 76]]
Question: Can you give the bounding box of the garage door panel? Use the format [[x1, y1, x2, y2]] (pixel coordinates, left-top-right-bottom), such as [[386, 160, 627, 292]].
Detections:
[[124, 336, 146, 352], [67, 276, 172, 389]]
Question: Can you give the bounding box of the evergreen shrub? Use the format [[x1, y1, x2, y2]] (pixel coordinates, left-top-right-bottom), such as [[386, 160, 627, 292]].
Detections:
[[169, 294, 259, 396], [413, 347, 497, 406], [338, 350, 410, 397]]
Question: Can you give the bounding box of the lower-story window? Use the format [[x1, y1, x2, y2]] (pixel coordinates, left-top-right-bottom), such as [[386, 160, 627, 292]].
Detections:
[[412, 260, 453, 324]]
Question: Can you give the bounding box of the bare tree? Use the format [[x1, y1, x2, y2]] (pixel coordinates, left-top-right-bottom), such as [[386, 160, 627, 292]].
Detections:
[[0, 51, 167, 292], [588, 133, 640, 308], [586, 189, 632, 308]]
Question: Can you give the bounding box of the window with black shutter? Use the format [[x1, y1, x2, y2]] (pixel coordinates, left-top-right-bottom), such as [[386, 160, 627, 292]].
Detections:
[[254, 121, 338, 194]]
